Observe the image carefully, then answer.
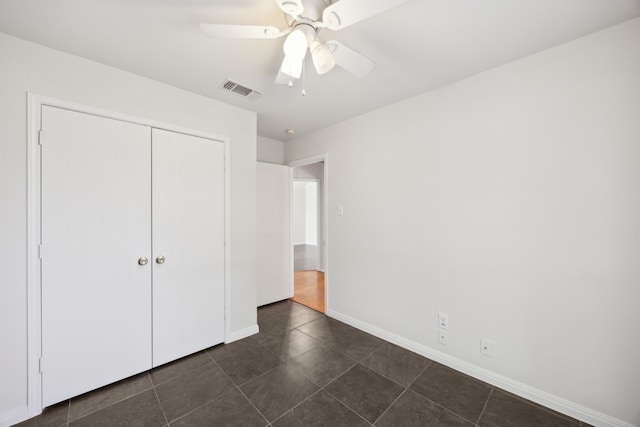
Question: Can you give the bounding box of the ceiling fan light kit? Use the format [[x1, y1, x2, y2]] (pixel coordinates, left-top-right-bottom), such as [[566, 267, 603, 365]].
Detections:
[[280, 54, 303, 79], [201, 0, 408, 86], [310, 39, 335, 74]]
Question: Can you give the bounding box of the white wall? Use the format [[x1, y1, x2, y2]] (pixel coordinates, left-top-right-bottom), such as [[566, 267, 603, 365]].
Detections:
[[293, 181, 319, 246], [293, 182, 308, 245], [285, 18, 640, 427], [304, 183, 318, 245], [257, 136, 285, 164], [0, 33, 257, 424]]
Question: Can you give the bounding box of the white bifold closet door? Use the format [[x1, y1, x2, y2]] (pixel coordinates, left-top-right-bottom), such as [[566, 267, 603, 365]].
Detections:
[[41, 106, 153, 406], [41, 106, 225, 406], [151, 129, 225, 367]]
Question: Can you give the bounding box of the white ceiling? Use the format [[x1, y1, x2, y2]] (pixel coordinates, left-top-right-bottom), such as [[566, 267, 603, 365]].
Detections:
[[1, 0, 639, 141]]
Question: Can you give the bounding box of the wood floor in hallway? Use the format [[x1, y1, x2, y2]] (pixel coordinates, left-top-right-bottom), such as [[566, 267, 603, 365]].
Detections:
[[291, 270, 324, 313]]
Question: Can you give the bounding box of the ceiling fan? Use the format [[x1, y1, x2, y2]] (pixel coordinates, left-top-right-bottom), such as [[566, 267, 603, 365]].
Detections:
[[200, 0, 408, 85]]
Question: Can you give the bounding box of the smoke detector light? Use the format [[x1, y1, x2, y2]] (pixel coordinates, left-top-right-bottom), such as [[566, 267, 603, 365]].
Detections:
[[285, 129, 296, 135]]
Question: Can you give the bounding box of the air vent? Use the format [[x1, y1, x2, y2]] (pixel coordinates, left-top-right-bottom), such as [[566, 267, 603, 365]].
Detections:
[[220, 79, 261, 100]]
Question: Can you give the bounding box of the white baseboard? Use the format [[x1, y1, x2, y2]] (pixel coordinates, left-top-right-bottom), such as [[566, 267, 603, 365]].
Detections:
[[4, 325, 259, 427], [326, 309, 633, 427], [0, 406, 30, 427], [225, 324, 259, 343]]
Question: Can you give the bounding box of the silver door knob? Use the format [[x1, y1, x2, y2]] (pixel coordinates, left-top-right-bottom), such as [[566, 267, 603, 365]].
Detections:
[[138, 257, 148, 266], [156, 256, 165, 264]]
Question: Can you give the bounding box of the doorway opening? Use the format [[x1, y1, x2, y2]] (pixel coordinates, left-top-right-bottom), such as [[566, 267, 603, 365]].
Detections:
[[289, 158, 326, 313]]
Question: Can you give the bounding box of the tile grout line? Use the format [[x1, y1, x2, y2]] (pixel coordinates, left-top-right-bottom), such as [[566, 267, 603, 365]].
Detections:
[[389, 360, 483, 427], [207, 334, 317, 425], [163, 385, 234, 425], [362, 357, 433, 391], [268, 388, 325, 425], [372, 388, 409, 425], [278, 343, 359, 389], [476, 386, 494, 426], [321, 386, 374, 426], [160, 352, 265, 425], [209, 356, 271, 426], [66, 377, 156, 424], [405, 385, 483, 426], [353, 353, 438, 424], [244, 313, 376, 425], [496, 388, 581, 424], [150, 373, 170, 427], [407, 362, 492, 425], [272, 324, 409, 423], [65, 399, 70, 427]]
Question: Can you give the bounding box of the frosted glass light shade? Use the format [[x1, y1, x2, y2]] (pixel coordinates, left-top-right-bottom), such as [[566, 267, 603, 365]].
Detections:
[[310, 40, 335, 75], [280, 54, 303, 78], [283, 29, 308, 59]]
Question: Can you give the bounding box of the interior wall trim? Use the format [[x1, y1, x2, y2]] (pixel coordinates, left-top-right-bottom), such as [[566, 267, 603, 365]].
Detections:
[[326, 309, 632, 427], [287, 153, 329, 310], [226, 324, 259, 344], [0, 406, 29, 427]]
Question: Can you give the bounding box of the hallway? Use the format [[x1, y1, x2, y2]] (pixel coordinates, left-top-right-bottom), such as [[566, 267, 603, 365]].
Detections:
[[292, 271, 325, 313], [292, 244, 324, 313]]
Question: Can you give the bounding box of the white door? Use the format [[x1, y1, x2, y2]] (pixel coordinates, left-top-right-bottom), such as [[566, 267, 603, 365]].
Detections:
[[151, 129, 225, 367], [256, 162, 291, 306], [41, 106, 152, 406]]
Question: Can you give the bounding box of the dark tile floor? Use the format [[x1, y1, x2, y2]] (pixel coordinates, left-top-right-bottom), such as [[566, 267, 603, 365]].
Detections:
[[16, 300, 594, 427]]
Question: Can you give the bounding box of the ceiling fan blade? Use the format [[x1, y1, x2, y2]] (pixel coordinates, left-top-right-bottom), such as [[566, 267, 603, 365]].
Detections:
[[325, 40, 375, 77], [275, 0, 304, 16], [200, 24, 287, 39], [322, 0, 408, 30]]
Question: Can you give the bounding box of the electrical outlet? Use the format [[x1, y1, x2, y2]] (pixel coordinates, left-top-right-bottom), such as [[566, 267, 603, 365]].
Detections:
[[438, 329, 448, 345], [337, 205, 344, 216], [438, 313, 449, 330], [480, 339, 494, 357]]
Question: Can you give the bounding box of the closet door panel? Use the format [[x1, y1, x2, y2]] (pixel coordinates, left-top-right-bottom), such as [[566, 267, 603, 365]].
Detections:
[[41, 106, 152, 406], [152, 129, 225, 367], [257, 162, 291, 306]]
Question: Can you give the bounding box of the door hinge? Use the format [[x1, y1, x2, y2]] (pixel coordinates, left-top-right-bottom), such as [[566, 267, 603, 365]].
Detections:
[[38, 130, 44, 146], [38, 244, 44, 259], [39, 357, 44, 373]]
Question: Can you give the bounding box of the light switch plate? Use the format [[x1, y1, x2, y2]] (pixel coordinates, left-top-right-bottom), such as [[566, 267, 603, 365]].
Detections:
[[438, 329, 448, 345], [438, 313, 449, 330]]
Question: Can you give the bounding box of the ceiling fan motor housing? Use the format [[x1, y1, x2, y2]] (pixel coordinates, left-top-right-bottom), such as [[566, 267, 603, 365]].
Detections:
[[296, 0, 332, 21], [293, 22, 318, 46]]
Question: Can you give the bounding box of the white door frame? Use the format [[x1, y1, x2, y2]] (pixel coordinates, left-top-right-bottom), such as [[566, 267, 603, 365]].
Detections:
[[26, 93, 231, 416], [288, 154, 329, 310]]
